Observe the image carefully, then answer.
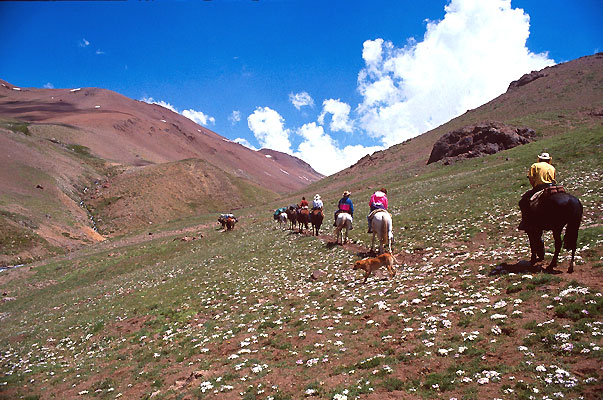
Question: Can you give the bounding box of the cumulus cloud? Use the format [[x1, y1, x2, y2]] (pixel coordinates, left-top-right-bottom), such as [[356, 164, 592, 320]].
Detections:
[[79, 38, 90, 48], [289, 91, 315, 110], [233, 137, 258, 150], [182, 109, 216, 125], [141, 96, 178, 113], [43, 82, 54, 89], [295, 123, 382, 176], [318, 99, 354, 133], [229, 110, 241, 125], [357, 0, 555, 146], [95, 49, 106, 55], [141, 97, 215, 126], [247, 106, 292, 153]]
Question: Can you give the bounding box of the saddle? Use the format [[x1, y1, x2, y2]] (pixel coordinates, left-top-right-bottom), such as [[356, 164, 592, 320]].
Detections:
[[529, 185, 565, 208], [368, 208, 389, 219]]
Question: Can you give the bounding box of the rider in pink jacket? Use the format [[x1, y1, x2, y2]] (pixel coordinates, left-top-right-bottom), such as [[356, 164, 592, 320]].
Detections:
[[367, 188, 388, 233]]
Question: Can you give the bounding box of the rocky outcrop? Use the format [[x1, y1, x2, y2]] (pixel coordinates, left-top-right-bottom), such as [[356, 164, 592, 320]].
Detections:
[[508, 70, 547, 90], [427, 122, 534, 164]]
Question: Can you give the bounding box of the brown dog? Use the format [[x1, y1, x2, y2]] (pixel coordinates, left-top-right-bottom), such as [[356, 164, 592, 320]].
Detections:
[[353, 253, 398, 283]]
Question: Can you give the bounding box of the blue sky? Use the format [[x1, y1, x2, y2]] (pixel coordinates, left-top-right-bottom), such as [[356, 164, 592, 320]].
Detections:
[[0, 0, 601, 175]]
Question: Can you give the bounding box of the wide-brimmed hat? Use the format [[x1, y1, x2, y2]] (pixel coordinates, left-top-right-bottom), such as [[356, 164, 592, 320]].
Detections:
[[538, 152, 551, 160], [342, 191, 351, 197], [314, 194, 321, 200]]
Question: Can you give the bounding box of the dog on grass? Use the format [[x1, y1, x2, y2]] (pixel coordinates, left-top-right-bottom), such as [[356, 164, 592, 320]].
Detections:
[[353, 253, 398, 283]]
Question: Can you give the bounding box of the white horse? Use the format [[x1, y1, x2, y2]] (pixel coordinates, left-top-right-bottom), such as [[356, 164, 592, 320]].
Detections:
[[278, 212, 288, 229], [334, 212, 353, 244], [370, 211, 393, 254]]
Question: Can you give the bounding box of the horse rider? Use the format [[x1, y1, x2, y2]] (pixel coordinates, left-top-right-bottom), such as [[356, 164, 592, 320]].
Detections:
[[299, 196, 309, 209], [312, 194, 323, 210], [333, 191, 354, 228], [518, 152, 556, 231], [367, 188, 388, 233]]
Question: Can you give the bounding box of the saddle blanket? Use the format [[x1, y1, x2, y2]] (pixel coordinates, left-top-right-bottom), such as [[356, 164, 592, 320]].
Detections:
[[530, 185, 565, 209]]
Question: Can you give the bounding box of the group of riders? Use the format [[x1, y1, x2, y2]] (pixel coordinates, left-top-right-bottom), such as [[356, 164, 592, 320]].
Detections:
[[273, 150, 560, 236], [274, 188, 391, 234]]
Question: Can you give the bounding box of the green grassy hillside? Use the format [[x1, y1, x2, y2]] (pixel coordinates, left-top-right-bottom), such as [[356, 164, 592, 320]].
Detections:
[[0, 123, 600, 399]]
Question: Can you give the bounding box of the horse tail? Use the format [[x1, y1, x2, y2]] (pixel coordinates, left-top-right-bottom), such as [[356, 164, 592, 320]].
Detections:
[[381, 214, 387, 245], [563, 198, 583, 250]]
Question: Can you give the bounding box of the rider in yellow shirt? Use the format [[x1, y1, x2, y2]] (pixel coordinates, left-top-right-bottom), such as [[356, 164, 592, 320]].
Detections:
[[518, 152, 556, 231]]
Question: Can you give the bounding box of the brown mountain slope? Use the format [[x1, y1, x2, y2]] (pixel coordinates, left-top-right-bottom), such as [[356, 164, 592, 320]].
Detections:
[[0, 81, 321, 263], [311, 53, 603, 196], [0, 80, 321, 193], [85, 158, 277, 236], [0, 123, 107, 264], [258, 148, 324, 183]]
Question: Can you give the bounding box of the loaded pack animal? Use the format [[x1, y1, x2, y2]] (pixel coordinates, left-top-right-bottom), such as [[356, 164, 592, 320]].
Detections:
[[273, 207, 288, 230], [310, 208, 324, 236], [225, 217, 237, 231], [369, 210, 393, 254], [522, 187, 583, 273], [334, 212, 353, 245], [277, 212, 287, 229], [218, 214, 238, 231]]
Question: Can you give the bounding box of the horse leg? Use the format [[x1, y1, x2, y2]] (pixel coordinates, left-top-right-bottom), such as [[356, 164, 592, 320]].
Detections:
[[371, 233, 376, 253], [568, 248, 575, 274], [546, 229, 562, 271], [528, 229, 544, 264]]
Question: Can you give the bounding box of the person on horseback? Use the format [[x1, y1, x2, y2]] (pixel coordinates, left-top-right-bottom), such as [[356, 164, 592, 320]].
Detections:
[[367, 188, 388, 233], [299, 197, 309, 209], [518, 152, 557, 231], [312, 194, 323, 210], [333, 191, 354, 228]]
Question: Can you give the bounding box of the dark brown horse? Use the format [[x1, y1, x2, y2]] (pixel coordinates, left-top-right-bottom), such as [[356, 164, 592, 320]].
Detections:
[[297, 207, 310, 233], [225, 217, 237, 231], [285, 206, 297, 231], [310, 209, 323, 236], [523, 192, 582, 273]]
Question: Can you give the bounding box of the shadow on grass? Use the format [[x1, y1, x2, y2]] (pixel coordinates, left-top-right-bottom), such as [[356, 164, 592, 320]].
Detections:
[[489, 259, 544, 275], [325, 241, 341, 249]]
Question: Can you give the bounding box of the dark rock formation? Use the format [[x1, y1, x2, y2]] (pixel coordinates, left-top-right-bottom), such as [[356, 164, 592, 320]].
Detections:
[[427, 122, 535, 164], [508, 70, 547, 90]]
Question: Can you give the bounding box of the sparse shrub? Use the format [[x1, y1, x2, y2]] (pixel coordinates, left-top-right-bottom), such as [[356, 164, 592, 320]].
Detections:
[[3, 121, 31, 135], [67, 143, 92, 157], [381, 377, 405, 391]]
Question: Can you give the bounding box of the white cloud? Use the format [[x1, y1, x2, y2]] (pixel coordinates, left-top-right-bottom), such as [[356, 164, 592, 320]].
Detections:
[[318, 99, 353, 133], [141, 97, 215, 126], [229, 110, 241, 125], [357, 0, 555, 146], [95, 49, 105, 55], [233, 137, 258, 150], [247, 107, 292, 153], [43, 82, 54, 89], [295, 122, 382, 176], [182, 109, 216, 125], [141, 96, 177, 112], [79, 38, 90, 47], [289, 91, 315, 110]]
